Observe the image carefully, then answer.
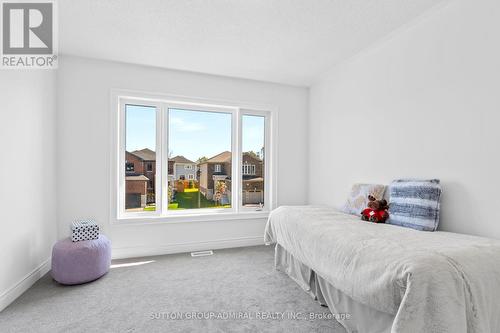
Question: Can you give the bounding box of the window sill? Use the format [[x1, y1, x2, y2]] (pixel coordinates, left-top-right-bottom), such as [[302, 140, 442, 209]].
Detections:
[[113, 210, 270, 226]]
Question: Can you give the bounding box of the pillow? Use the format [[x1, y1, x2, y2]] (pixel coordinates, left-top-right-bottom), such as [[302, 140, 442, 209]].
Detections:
[[387, 179, 441, 231], [341, 183, 387, 215]]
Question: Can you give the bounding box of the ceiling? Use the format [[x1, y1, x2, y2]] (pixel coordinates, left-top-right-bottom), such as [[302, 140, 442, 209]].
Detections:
[[59, 0, 445, 86]]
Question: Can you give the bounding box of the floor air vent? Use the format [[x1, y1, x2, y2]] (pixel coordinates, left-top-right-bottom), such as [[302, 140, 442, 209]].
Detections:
[[191, 250, 214, 257]]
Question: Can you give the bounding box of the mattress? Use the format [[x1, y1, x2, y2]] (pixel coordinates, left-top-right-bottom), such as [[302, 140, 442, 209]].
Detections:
[[265, 205, 500, 332], [275, 244, 394, 333]]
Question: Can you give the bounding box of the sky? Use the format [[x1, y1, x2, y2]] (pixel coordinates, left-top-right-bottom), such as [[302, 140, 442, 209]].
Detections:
[[126, 105, 265, 162]]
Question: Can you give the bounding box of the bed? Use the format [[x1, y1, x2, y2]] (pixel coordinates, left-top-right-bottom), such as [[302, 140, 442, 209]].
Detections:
[[264, 205, 500, 333]]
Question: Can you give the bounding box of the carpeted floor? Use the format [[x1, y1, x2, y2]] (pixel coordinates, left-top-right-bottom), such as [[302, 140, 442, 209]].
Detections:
[[0, 245, 346, 332]]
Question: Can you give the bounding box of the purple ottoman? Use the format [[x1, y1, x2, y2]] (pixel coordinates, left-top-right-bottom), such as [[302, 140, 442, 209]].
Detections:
[[51, 235, 111, 285]]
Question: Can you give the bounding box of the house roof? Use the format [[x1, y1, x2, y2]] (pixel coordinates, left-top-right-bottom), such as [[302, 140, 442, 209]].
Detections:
[[126, 175, 149, 181], [170, 155, 194, 164], [204, 151, 231, 164], [243, 152, 262, 162], [130, 148, 156, 161], [129, 149, 261, 165], [199, 151, 262, 164], [243, 177, 263, 183]]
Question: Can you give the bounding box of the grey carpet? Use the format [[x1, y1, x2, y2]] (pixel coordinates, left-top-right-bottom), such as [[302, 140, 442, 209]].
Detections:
[[0, 245, 346, 333]]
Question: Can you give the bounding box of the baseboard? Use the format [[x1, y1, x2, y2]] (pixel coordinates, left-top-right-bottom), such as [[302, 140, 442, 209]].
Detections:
[[112, 236, 265, 259], [0, 258, 51, 312]]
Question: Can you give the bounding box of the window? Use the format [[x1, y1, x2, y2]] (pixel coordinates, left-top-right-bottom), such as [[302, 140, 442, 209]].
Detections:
[[125, 162, 134, 172], [169, 108, 232, 211], [124, 104, 157, 212], [116, 94, 273, 219], [241, 115, 265, 209], [242, 164, 256, 175]]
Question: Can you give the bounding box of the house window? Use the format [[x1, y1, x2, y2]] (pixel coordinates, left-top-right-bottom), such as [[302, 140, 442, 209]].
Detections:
[[242, 164, 256, 175], [125, 162, 134, 172], [116, 95, 273, 219]]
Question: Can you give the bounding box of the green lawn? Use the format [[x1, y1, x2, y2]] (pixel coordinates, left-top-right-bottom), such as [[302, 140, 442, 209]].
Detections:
[[142, 191, 230, 211], [168, 203, 179, 209], [173, 191, 230, 209], [144, 204, 177, 211]]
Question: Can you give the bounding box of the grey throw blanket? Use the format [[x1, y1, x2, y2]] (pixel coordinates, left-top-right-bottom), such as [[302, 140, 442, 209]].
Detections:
[[264, 206, 500, 333]]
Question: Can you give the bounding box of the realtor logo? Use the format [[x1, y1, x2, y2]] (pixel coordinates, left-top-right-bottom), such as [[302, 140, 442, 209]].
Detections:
[[1, 0, 57, 68]]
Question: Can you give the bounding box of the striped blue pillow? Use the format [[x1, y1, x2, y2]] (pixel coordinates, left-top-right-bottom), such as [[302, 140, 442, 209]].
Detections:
[[387, 179, 441, 231]]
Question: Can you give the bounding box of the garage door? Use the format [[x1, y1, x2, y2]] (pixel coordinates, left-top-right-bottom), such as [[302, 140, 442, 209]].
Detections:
[[243, 191, 263, 205], [126, 193, 141, 209]]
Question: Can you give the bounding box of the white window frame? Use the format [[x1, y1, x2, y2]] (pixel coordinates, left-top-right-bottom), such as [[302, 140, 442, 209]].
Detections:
[[111, 90, 277, 224], [185, 164, 193, 170], [187, 174, 195, 180], [214, 164, 221, 173], [117, 99, 163, 218]]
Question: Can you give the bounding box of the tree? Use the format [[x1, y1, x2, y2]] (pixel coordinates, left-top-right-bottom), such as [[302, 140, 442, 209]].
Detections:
[[197, 156, 208, 163], [214, 180, 227, 206], [245, 151, 259, 159], [167, 182, 174, 203]]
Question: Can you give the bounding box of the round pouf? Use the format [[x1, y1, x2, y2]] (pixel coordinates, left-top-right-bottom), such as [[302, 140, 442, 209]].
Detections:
[[51, 235, 111, 285]]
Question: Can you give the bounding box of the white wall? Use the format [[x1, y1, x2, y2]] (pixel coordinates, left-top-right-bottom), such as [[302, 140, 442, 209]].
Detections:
[[0, 71, 57, 310], [309, 0, 500, 238], [57, 56, 309, 258]]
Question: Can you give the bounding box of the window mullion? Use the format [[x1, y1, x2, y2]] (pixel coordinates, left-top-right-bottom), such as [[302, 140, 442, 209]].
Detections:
[[118, 99, 127, 216], [233, 108, 241, 213], [159, 103, 168, 216], [265, 112, 272, 210], [154, 103, 163, 216]]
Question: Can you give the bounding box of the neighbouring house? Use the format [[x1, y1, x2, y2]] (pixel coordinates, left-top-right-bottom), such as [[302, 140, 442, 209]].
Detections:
[[125, 149, 198, 208], [242, 153, 264, 206], [198, 151, 231, 201], [198, 151, 263, 205], [125, 148, 156, 208], [170, 155, 197, 180], [125, 175, 149, 208]]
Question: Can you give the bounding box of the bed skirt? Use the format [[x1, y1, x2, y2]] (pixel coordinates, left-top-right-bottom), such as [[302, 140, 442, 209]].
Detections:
[[275, 244, 394, 333]]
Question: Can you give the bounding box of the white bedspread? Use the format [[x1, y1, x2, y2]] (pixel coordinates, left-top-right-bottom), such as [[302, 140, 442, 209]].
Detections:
[[264, 205, 500, 333]]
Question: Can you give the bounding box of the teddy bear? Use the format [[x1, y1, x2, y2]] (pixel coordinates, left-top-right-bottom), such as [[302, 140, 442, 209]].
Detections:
[[361, 195, 389, 223]]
